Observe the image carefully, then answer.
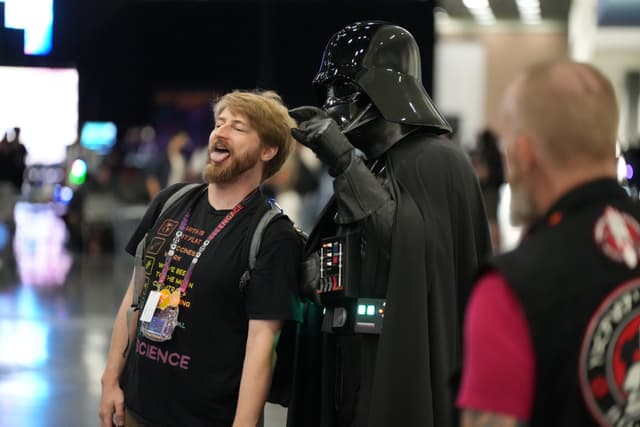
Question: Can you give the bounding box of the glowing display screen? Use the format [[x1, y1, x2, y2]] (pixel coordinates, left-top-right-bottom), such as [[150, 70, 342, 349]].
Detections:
[[80, 122, 117, 154], [0, 66, 78, 165], [1, 0, 53, 55]]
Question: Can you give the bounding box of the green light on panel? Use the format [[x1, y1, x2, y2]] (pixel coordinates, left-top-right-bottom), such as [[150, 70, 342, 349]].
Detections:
[[358, 305, 366, 315], [366, 305, 375, 316], [69, 159, 87, 185]]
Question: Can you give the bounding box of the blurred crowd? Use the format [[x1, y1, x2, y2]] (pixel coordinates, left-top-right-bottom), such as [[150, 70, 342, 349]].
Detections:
[[60, 126, 332, 256], [0, 122, 509, 257]]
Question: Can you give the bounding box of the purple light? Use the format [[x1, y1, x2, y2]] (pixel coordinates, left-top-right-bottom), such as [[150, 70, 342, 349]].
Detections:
[[627, 164, 634, 180]]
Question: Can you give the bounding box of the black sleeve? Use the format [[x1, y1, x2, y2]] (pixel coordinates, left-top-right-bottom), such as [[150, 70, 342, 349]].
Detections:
[[124, 183, 187, 256], [333, 154, 395, 253], [244, 217, 303, 320]]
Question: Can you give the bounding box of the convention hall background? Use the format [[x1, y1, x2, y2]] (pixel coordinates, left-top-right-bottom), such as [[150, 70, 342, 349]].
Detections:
[[0, 0, 638, 426]]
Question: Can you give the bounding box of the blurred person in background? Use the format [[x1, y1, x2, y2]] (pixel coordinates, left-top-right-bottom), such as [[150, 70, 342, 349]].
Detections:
[[262, 151, 302, 224], [470, 129, 505, 251], [0, 127, 26, 276], [288, 21, 491, 427], [99, 90, 303, 427], [0, 127, 27, 192], [457, 61, 636, 427], [80, 158, 118, 254], [145, 130, 190, 200]]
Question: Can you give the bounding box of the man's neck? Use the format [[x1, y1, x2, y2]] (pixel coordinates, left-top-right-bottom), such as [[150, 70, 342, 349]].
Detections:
[[207, 173, 262, 210], [533, 162, 617, 215]]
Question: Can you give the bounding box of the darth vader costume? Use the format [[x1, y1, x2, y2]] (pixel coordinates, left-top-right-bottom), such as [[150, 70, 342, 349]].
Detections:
[[288, 21, 491, 427]]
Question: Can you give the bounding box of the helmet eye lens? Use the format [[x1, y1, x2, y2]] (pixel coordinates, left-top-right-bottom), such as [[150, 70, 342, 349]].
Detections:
[[331, 82, 360, 99], [324, 82, 361, 109]]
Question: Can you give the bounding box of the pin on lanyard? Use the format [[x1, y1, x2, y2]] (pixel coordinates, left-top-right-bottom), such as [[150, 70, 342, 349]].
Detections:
[[157, 189, 257, 294]]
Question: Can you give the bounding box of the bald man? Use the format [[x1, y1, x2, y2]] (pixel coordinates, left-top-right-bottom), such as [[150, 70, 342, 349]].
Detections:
[[457, 61, 640, 426]]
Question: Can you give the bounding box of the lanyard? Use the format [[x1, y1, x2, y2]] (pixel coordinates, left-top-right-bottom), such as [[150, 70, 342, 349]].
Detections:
[[157, 189, 257, 294]]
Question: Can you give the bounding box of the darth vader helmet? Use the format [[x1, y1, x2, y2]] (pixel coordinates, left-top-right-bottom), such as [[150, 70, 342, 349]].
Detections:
[[313, 21, 451, 136]]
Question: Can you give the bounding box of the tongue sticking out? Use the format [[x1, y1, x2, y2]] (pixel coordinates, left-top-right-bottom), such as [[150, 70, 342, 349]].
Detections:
[[210, 149, 230, 163]]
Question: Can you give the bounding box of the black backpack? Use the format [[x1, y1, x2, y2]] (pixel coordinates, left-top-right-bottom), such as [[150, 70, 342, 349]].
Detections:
[[238, 198, 319, 407]]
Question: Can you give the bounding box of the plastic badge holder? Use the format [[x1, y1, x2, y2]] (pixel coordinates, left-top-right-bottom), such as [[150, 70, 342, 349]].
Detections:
[[140, 306, 179, 342]]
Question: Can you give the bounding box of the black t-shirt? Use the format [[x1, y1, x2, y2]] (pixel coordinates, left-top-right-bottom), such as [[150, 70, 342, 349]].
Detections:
[[121, 184, 302, 427]]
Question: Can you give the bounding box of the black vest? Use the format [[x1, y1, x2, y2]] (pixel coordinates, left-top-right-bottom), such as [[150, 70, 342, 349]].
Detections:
[[490, 179, 640, 426]]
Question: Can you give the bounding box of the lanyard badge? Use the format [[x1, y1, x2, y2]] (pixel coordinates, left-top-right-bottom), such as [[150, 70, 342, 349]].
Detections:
[[139, 289, 182, 342]]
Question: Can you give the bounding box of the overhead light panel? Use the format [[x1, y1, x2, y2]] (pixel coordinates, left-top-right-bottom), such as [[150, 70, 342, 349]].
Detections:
[[463, 0, 496, 25], [516, 0, 542, 25]]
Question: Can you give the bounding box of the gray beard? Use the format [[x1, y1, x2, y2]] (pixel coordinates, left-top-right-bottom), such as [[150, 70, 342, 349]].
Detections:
[[509, 180, 537, 227]]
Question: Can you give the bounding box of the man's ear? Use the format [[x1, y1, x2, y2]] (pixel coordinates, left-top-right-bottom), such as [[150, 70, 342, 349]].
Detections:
[[515, 133, 536, 173], [261, 144, 278, 162]]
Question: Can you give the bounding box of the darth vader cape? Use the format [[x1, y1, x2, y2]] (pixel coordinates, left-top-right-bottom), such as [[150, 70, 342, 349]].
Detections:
[[287, 132, 491, 427]]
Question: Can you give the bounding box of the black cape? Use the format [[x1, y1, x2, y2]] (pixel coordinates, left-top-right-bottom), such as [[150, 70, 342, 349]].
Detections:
[[287, 131, 491, 427]]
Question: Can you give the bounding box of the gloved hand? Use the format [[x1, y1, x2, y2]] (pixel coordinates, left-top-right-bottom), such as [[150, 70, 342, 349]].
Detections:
[[290, 106, 354, 177]]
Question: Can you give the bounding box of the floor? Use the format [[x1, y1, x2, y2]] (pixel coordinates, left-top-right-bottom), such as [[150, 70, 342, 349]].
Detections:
[[0, 204, 287, 427]]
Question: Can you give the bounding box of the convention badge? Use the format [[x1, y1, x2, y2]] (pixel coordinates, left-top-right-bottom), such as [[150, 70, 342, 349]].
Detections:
[[594, 206, 640, 270], [139, 290, 161, 323], [140, 288, 180, 342], [579, 277, 640, 426], [140, 305, 179, 342]]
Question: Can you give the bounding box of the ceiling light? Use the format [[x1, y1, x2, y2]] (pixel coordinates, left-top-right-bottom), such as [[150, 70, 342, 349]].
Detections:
[[463, 0, 489, 9], [515, 0, 541, 25], [463, 0, 496, 25]]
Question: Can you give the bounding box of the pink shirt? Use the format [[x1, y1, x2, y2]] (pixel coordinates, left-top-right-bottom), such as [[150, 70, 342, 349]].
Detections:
[[456, 271, 536, 421]]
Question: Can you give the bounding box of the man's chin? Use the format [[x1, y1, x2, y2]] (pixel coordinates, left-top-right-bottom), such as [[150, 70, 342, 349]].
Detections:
[[203, 165, 232, 184]]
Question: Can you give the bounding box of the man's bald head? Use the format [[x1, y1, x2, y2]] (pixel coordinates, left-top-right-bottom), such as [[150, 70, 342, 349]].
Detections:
[[504, 61, 619, 168]]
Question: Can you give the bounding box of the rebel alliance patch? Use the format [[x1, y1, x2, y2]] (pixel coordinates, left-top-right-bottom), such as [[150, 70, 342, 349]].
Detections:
[[580, 278, 640, 426], [594, 206, 640, 269]]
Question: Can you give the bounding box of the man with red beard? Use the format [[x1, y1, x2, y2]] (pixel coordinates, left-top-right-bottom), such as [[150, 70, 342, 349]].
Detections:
[[456, 61, 640, 426], [100, 90, 303, 427]]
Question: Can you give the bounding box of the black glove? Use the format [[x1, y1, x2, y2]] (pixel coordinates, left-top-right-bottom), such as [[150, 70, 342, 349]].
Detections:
[[290, 106, 354, 177]]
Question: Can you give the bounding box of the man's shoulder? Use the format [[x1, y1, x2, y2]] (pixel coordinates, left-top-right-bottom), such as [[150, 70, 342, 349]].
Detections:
[[262, 213, 304, 245]]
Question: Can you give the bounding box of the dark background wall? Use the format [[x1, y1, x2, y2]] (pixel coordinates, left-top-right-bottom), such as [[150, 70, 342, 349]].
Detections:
[[0, 0, 436, 135]]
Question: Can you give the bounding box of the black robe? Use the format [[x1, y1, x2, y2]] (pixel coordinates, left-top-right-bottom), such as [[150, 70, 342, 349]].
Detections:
[[287, 130, 491, 427]]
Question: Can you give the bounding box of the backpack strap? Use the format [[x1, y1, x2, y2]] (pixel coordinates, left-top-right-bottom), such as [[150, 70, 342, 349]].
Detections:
[[123, 182, 200, 357], [238, 199, 284, 294]]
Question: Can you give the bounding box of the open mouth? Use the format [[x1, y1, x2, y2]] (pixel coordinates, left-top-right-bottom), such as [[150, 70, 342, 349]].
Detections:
[[210, 144, 230, 163]]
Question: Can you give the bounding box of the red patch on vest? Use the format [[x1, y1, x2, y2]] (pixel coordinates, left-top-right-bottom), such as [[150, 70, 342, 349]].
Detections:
[[580, 278, 640, 426], [594, 206, 640, 269], [548, 211, 563, 227]]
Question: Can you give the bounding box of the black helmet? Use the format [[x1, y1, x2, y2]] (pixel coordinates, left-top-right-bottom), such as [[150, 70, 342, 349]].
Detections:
[[313, 21, 451, 134]]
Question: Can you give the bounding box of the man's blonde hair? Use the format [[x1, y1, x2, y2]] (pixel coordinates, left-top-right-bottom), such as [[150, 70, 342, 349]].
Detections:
[[214, 90, 297, 180], [511, 61, 619, 167]]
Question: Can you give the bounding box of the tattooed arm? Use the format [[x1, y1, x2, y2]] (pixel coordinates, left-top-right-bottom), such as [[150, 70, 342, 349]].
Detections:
[[461, 409, 528, 427]]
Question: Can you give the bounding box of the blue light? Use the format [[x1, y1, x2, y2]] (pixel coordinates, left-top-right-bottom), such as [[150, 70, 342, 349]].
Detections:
[[627, 164, 634, 180], [80, 122, 117, 154], [1, 0, 53, 56], [59, 186, 73, 204], [0, 222, 8, 250]]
